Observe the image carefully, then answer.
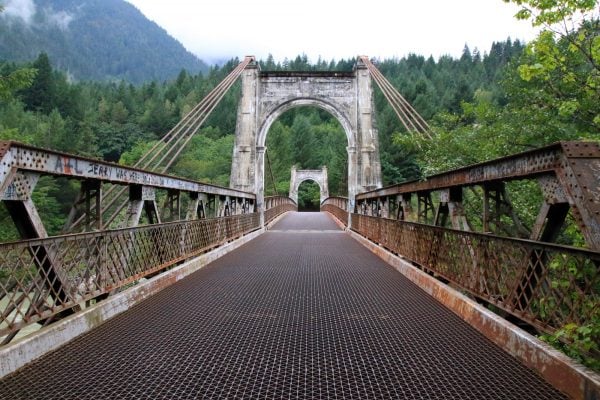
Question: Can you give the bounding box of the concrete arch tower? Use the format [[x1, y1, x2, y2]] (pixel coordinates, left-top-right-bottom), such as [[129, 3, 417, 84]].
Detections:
[[289, 166, 329, 206], [230, 58, 382, 218]]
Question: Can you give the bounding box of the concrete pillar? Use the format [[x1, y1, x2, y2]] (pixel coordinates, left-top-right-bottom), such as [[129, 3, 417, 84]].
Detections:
[[356, 60, 382, 192], [230, 64, 259, 193]]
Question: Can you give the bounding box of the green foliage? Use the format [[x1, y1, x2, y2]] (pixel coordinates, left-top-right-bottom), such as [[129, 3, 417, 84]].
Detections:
[[541, 319, 600, 370], [265, 108, 348, 197], [505, 0, 599, 133], [505, 0, 597, 26], [0, 65, 36, 101], [171, 133, 235, 186], [297, 181, 321, 211], [0, 0, 208, 84]]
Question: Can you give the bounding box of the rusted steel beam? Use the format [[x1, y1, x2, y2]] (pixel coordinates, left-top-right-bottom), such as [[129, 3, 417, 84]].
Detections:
[[357, 141, 600, 250], [264, 196, 297, 224], [0, 141, 255, 200], [0, 213, 260, 340], [356, 141, 587, 199], [321, 197, 350, 227], [350, 214, 600, 338]]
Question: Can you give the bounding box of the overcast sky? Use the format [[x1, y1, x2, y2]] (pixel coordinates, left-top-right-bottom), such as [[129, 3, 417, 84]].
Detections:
[[124, 0, 538, 64]]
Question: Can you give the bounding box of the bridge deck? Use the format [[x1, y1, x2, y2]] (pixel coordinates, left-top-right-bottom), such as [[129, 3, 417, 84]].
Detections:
[[0, 213, 565, 399]]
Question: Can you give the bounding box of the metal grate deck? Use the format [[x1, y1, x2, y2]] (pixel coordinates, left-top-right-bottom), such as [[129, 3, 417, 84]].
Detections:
[[0, 213, 565, 399]]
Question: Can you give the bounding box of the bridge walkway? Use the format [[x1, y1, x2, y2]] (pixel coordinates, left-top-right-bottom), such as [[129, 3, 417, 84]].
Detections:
[[0, 212, 565, 399]]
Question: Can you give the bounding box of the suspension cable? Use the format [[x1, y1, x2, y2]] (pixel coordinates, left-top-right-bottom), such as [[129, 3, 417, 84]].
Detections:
[[359, 56, 432, 139], [265, 148, 278, 196], [66, 56, 255, 231]]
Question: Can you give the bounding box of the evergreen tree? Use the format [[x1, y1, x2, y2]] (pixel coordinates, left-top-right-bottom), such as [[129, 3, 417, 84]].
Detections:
[[22, 53, 56, 114]]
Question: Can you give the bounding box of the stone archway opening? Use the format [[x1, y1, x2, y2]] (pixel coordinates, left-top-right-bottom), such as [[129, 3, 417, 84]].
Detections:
[[230, 63, 383, 223], [263, 106, 346, 201], [289, 166, 329, 206], [297, 180, 321, 212]]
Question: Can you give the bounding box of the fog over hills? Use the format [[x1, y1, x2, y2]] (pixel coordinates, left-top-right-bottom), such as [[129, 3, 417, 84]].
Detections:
[[0, 0, 209, 83]]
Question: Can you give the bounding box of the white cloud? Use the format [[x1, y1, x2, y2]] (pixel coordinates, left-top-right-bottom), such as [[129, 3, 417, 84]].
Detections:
[[3, 0, 36, 24], [2, 0, 74, 30], [47, 10, 73, 30]]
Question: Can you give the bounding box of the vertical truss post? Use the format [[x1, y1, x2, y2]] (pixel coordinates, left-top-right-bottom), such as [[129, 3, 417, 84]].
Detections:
[[483, 182, 529, 237], [370, 199, 378, 217], [417, 192, 435, 224], [1, 172, 72, 312], [397, 194, 416, 221], [230, 197, 237, 215], [186, 193, 208, 220], [162, 190, 181, 222], [124, 186, 160, 227], [435, 187, 470, 230], [205, 194, 216, 219], [380, 197, 390, 219], [82, 180, 102, 231], [63, 180, 103, 232], [531, 176, 570, 242]]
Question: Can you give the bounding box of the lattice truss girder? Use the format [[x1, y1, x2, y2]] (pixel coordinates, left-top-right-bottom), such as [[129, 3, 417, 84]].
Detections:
[[356, 141, 600, 250], [352, 141, 600, 340], [0, 140, 257, 344]]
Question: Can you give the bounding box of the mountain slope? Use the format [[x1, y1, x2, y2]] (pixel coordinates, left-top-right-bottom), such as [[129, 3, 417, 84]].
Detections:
[[0, 0, 209, 83]]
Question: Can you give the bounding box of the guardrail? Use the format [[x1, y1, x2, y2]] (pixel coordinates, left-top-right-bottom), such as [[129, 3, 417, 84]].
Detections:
[[0, 141, 256, 236], [264, 196, 297, 225], [351, 213, 599, 336], [0, 213, 260, 343], [321, 197, 349, 227], [355, 141, 600, 251]]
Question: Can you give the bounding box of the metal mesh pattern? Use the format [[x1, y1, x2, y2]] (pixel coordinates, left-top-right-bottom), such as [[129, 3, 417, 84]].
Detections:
[[351, 213, 600, 335], [271, 211, 339, 231], [0, 213, 260, 339], [0, 213, 564, 399]]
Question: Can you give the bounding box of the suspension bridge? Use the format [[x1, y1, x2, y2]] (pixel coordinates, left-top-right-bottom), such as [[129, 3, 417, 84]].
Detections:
[[0, 56, 598, 399]]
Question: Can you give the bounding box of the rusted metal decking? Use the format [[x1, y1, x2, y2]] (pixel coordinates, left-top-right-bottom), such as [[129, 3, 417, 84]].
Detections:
[[0, 213, 564, 399]]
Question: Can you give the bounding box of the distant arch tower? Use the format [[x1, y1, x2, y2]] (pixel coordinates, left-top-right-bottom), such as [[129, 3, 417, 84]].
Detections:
[[289, 166, 329, 206], [230, 58, 382, 218]]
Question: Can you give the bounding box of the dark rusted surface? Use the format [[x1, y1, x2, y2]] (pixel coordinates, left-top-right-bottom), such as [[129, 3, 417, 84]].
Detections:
[[355, 141, 600, 253], [0, 213, 565, 399], [264, 196, 297, 225], [350, 213, 600, 337], [321, 203, 348, 227], [0, 141, 255, 199], [270, 211, 340, 231], [0, 214, 260, 340], [356, 142, 574, 199]]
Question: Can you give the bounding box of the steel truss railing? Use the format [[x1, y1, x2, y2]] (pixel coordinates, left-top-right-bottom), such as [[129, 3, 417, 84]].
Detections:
[[264, 196, 297, 225], [321, 197, 349, 227], [0, 213, 260, 342], [351, 213, 599, 336], [67, 56, 256, 231]]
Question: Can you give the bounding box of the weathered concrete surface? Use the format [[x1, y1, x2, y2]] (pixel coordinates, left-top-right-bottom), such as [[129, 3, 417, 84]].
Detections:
[[0, 227, 265, 378], [349, 229, 600, 400], [289, 166, 329, 205], [230, 60, 382, 215]]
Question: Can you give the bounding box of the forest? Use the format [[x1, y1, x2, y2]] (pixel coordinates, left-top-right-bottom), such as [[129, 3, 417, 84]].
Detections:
[[0, 0, 208, 83], [0, 0, 598, 367]]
